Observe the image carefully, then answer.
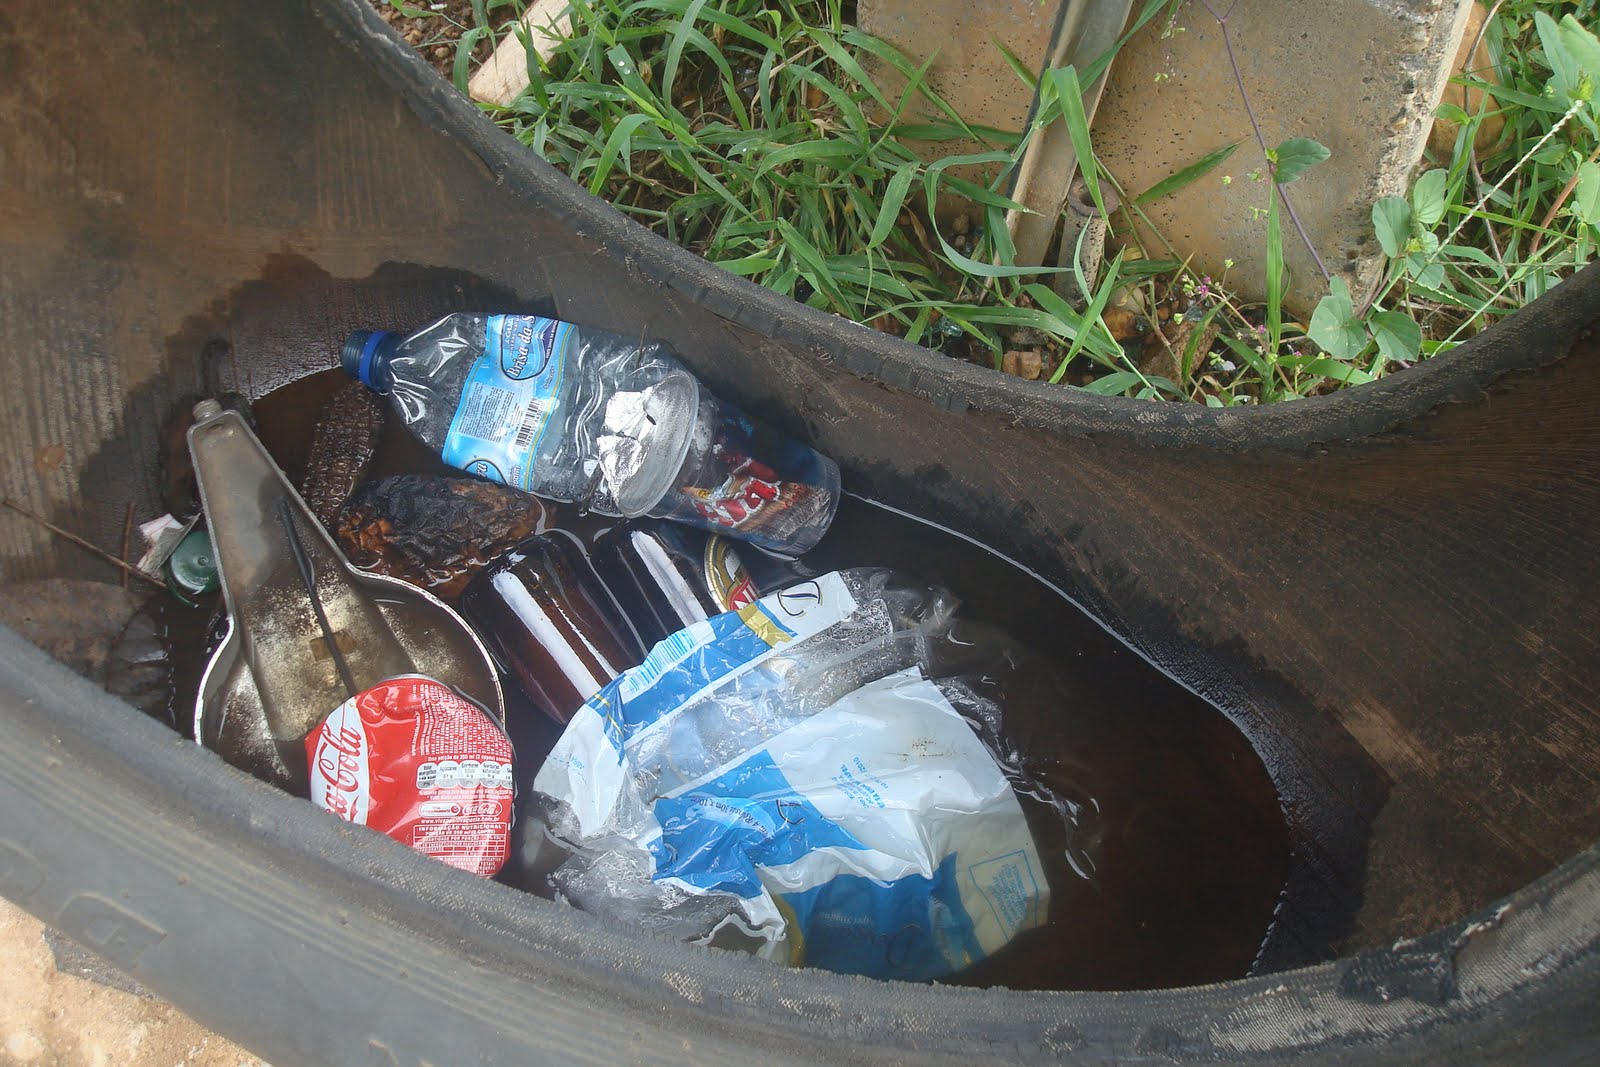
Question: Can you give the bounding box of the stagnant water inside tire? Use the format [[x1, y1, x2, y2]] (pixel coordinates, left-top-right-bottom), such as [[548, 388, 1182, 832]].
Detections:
[[146, 367, 1291, 993]]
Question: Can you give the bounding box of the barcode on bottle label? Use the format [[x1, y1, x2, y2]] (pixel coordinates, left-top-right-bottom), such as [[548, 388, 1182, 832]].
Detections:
[[440, 315, 570, 491], [512, 396, 545, 451], [620, 625, 705, 700]]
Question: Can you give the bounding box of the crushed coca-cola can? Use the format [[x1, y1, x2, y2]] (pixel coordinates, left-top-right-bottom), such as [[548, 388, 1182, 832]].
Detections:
[[307, 675, 515, 877]]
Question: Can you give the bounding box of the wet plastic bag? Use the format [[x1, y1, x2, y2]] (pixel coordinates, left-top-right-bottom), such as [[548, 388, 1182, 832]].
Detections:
[[532, 570, 1047, 981]]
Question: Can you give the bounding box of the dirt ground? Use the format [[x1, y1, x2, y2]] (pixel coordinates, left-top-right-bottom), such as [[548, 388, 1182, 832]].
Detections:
[[0, 899, 261, 1067]]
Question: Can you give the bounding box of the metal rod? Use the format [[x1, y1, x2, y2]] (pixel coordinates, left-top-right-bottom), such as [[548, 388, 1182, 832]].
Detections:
[[276, 498, 358, 700], [120, 501, 135, 589], [2, 498, 166, 589]]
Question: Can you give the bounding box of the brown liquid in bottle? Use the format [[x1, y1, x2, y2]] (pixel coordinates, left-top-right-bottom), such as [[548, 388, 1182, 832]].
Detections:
[[458, 531, 645, 724]]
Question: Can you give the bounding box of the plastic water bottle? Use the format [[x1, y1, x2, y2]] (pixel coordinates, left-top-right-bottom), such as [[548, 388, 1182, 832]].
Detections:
[[342, 313, 841, 554], [342, 313, 699, 518]]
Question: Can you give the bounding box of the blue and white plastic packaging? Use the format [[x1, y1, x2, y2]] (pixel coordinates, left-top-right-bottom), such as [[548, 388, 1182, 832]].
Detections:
[[533, 569, 1048, 981]]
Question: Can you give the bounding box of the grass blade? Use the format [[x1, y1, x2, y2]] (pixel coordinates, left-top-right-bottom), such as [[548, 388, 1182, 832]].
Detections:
[[1265, 192, 1285, 355], [1050, 250, 1125, 382], [1134, 143, 1239, 205], [587, 112, 655, 195], [659, 0, 708, 101], [1047, 66, 1105, 216], [868, 162, 918, 250]]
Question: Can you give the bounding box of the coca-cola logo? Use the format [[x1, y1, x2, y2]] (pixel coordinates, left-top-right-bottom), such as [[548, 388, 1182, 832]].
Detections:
[[308, 702, 370, 825]]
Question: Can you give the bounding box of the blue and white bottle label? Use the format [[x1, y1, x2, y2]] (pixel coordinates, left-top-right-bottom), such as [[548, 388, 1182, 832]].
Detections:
[[441, 315, 569, 491]]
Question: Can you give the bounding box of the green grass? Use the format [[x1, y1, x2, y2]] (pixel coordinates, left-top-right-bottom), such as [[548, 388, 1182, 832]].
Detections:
[[408, 0, 1600, 404]]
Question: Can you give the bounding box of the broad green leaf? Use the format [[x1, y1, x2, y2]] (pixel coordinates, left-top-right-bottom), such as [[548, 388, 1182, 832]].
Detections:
[[1411, 169, 1449, 229], [1081, 371, 1144, 396], [1134, 143, 1240, 205], [1538, 12, 1580, 101], [1271, 137, 1331, 184], [1302, 357, 1375, 385], [1404, 251, 1446, 289], [1372, 197, 1412, 258], [1571, 160, 1600, 226], [1559, 14, 1600, 83], [1048, 67, 1106, 217], [867, 162, 918, 250], [1370, 310, 1422, 365], [1308, 277, 1368, 359]]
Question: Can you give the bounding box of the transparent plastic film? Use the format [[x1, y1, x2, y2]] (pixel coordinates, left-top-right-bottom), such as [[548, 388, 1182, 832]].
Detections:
[[531, 569, 1050, 982]]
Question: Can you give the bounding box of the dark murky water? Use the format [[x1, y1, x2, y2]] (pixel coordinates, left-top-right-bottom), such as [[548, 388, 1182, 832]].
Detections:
[[159, 366, 1291, 993]]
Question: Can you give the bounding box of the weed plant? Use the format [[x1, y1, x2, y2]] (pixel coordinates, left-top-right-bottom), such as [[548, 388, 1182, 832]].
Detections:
[[406, 0, 1600, 404]]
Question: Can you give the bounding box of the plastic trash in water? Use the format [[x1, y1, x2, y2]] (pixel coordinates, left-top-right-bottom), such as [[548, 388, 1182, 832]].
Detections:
[[341, 313, 841, 555], [530, 569, 1049, 982], [187, 399, 505, 792]]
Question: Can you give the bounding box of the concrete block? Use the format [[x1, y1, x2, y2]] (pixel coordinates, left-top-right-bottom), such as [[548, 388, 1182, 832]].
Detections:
[[1088, 0, 1474, 317], [858, 0, 1474, 318]]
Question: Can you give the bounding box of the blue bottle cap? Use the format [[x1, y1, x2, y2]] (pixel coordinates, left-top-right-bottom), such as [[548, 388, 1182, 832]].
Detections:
[[340, 329, 397, 391]]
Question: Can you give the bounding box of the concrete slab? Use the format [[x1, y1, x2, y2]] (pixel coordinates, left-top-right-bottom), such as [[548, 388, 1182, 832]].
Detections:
[[859, 0, 1474, 317], [1092, 0, 1474, 317]]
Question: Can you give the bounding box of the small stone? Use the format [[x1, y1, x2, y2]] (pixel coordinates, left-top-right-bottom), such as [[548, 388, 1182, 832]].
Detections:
[[1002, 350, 1042, 381], [34, 444, 66, 474], [1102, 308, 1140, 342], [1109, 284, 1146, 315], [433, 45, 451, 60]]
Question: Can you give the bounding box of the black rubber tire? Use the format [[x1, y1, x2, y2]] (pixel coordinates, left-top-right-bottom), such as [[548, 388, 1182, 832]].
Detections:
[[3, 0, 1600, 1061], [4, 603, 1600, 1065]]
